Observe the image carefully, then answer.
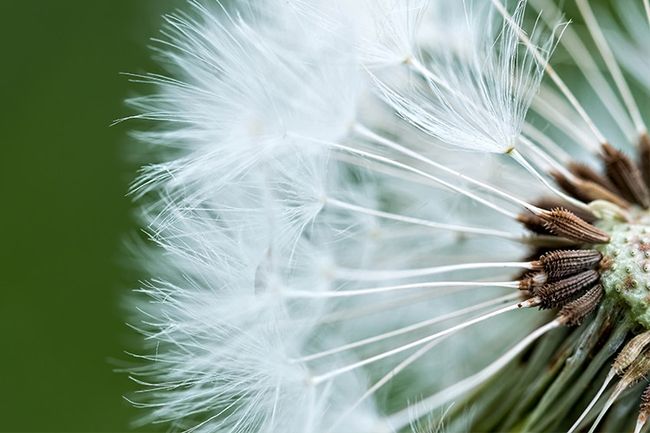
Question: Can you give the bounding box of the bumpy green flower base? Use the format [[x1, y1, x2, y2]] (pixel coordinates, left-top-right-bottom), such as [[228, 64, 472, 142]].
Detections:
[[597, 211, 650, 329]]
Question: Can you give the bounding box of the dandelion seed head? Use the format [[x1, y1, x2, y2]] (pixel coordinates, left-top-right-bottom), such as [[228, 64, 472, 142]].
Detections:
[[124, 0, 650, 432]]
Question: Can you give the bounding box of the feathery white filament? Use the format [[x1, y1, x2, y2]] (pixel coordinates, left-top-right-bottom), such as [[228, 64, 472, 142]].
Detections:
[[296, 293, 520, 363], [285, 280, 519, 299], [378, 0, 552, 154], [127, 0, 620, 431], [530, 0, 636, 141], [325, 198, 522, 240], [310, 302, 527, 384], [387, 320, 560, 430], [353, 124, 548, 214], [509, 148, 593, 213], [588, 382, 627, 433], [293, 133, 536, 217], [567, 369, 616, 433], [490, 0, 607, 146], [576, 0, 647, 136], [335, 262, 533, 281]]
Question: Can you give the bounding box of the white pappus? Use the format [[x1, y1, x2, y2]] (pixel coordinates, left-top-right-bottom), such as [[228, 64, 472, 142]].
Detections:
[[124, 0, 650, 433]]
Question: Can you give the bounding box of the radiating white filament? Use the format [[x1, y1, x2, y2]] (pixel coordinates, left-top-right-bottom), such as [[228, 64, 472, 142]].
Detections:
[[335, 262, 533, 282], [296, 293, 520, 363], [386, 320, 560, 430], [567, 369, 616, 433], [285, 280, 519, 299], [576, 0, 647, 136], [310, 302, 529, 385]]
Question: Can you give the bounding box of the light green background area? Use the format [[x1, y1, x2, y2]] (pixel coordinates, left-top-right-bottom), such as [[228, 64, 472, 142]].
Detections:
[[0, 0, 618, 431]]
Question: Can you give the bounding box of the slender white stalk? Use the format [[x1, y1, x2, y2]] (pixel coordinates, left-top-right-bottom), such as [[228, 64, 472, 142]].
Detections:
[[310, 302, 528, 385], [576, 0, 647, 136], [352, 124, 542, 214], [292, 132, 538, 217], [531, 0, 636, 141], [386, 320, 560, 430], [318, 283, 516, 325], [645, 0, 650, 25], [326, 198, 522, 240], [532, 88, 599, 153], [518, 135, 574, 179], [328, 336, 451, 433], [635, 416, 647, 433], [296, 293, 519, 363], [588, 383, 626, 433], [522, 123, 571, 164], [285, 281, 519, 299], [335, 262, 533, 281], [490, 0, 607, 145], [509, 148, 593, 213], [567, 370, 616, 433]]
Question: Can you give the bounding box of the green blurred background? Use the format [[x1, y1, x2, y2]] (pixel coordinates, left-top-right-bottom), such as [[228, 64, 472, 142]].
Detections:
[[0, 1, 182, 431], [0, 0, 618, 432]]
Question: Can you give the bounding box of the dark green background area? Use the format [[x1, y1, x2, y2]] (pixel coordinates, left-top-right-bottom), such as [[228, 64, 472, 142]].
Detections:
[[0, 1, 181, 431]]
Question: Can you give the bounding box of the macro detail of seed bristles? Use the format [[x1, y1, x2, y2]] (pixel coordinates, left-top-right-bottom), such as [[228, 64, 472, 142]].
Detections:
[[123, 0, 650, 432]]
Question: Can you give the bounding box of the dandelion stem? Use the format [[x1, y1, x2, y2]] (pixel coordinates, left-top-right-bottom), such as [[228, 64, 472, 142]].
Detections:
[[587, 385, 625, 433], [532, 89, 599, 152], [318, 284, 516, 325], [518, 134, 573, 178]]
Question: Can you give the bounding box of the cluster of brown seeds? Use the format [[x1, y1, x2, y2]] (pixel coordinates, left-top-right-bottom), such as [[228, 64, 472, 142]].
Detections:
[[507, 138, 650, 431]]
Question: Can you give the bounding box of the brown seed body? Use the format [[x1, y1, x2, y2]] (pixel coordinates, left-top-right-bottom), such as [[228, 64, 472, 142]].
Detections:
[[536, 249, 602, 280], [536, 270, 600, 309], [640, 382, 650, 416], [601, 142, 650, 208], [569, 162, 619, 192], [612, 331, 650, 374], [538, 208, 610, 244], [557, 284, 603, 326], [639, 133, 650, 190]]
